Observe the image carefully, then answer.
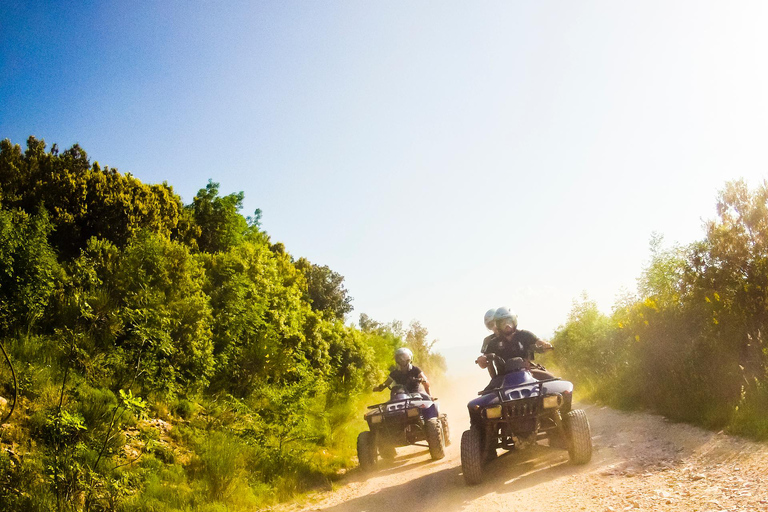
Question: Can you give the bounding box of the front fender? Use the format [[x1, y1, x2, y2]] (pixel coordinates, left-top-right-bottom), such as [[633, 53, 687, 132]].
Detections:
[[422, 403, 439, 420], [541, 380, 573, 396]]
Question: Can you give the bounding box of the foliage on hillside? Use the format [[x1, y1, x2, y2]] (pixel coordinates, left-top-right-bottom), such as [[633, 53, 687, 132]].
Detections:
[[551, 180, 768, 439], [0, 137, 445, 512]]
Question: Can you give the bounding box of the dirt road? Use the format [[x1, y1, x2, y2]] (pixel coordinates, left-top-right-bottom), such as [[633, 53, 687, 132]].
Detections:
[[278, 374, 768, 512]]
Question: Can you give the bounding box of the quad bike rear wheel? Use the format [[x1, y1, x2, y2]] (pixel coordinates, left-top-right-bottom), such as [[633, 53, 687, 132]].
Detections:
[[564, 409, 592, 465], [460, 426, 484, 485], [357, 431, 377, 471], [425, 417, 445, 460], [439, 414, 451, 446]]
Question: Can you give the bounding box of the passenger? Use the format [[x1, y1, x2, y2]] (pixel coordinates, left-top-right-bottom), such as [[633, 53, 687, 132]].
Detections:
[[373, 347, 432, 397]]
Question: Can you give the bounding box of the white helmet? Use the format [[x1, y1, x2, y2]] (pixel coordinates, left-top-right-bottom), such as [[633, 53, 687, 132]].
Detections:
[[493, 307, 518, 331], [483, 309, 496, 330], [394, 347, 413, 369]]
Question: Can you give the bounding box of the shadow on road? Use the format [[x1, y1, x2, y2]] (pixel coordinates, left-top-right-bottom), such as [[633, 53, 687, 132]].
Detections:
[[337, 446, 442, 486], [372, 450, 435, 479], [318, 446, 586, 512]]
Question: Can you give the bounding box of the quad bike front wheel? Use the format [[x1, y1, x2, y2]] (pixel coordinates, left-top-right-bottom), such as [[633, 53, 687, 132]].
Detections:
[[378, 439, 396, 460], [357, 431, 377, 471], [460, 426, 484, 485], [564, 409, 592, 464], [439, 414, 451, 446], [425, 417, 445, 460]]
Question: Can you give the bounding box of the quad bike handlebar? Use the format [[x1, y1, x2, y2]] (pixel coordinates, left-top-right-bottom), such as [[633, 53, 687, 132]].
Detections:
[[482, 353, 551, 373], [374, 376, 425, 393]]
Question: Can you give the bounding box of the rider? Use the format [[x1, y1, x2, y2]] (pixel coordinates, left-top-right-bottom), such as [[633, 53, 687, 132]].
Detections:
[[374, 347, 432, 396], [478, 307, 555, 381], [475, 309, 499, 378]]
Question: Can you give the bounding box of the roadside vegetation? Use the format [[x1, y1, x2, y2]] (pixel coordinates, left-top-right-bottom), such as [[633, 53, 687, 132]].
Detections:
[[0, 136, 446, 512], [549, 180, 768, 440]]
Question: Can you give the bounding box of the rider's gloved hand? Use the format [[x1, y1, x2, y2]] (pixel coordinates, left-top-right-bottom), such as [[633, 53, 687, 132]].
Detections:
[[536, 340, 554, 352]]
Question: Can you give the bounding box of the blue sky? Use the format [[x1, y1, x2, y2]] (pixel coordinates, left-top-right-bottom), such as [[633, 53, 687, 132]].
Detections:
[[3, 1, 768, 372]]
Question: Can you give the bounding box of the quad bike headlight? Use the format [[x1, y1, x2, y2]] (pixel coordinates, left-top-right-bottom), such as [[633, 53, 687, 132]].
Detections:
[[407, 408, 420, 418], [484, 405, 502, 419], [370, 414, 383, 424], [542, 394, 562, 409]]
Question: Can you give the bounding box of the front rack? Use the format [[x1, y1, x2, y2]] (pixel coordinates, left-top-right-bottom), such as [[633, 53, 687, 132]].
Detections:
[[367, 394, 425, 413], [479, 377, 560, 397]]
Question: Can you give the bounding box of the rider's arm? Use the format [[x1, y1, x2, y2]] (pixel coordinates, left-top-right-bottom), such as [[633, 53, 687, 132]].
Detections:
[[418, 372, 430, 395], [533, 339, 553, 353], [373, 376, 394, 392], [479, 334, 499, 376], [476, 354, 498, 378]]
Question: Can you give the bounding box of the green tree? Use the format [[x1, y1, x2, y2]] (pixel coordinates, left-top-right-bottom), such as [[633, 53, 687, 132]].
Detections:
[[0, 137, 183, 258], [202, 238, 309, 395], [703, 179, 768, 381], [0, 208, 63, 333], [295, 258, 353, 320], [404, 320, 446, 377], [185, 180, 252, 253], [113, 232, 214, 394]]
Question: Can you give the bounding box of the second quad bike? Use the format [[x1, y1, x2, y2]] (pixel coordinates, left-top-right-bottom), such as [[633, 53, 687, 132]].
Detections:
[[357, 384, 450, 471], [460, 355, 592, 485]]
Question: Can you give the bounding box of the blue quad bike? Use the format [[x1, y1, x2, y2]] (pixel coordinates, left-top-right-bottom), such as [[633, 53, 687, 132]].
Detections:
[[460, 355, 592, 485], [357, 384, 449, 471]]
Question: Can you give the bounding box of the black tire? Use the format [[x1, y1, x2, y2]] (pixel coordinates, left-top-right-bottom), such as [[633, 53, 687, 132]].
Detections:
[[562, 393, 573, 415], [460, 427, 484, 485], [564, 409, 592, 465], [440, 414, 451, 446], [425, 418, 445, 460], [357, 431, 377, 471], [378, 440, 396, 460]]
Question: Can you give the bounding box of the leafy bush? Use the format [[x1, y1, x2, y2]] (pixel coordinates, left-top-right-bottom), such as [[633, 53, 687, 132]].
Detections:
[[729, 379, 768, 440], [0, 450, 50, 512], [553, 180, 768, 437], [0, 208, 63, 334], [0, 136, 447, 511]]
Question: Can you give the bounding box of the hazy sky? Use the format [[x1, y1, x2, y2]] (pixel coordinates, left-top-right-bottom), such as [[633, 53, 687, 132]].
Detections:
[[3, 2, 768, 370]]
